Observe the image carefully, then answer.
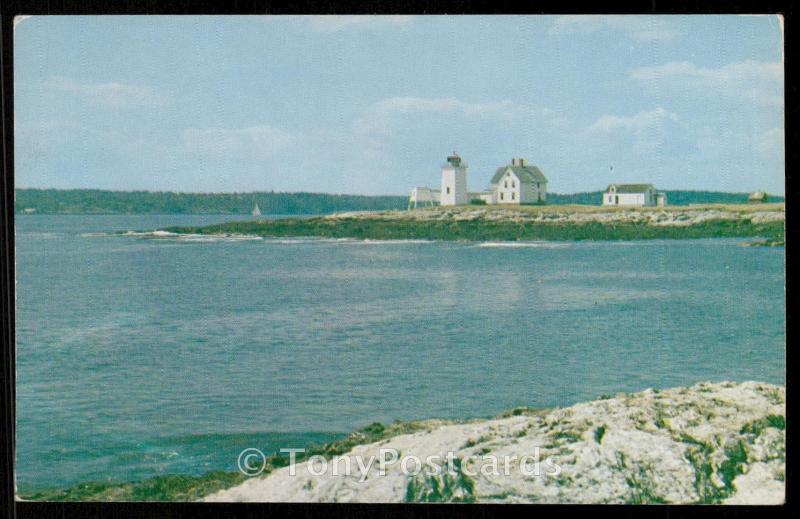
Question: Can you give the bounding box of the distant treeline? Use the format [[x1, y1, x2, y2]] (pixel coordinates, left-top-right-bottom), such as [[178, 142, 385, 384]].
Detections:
[[14, 189, 408, 215], [14, 188, 784, 214], [547, 190, 784, 206]]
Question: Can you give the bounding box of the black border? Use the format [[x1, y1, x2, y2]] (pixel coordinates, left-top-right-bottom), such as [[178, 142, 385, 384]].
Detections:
[[0, 1, 795, 518]]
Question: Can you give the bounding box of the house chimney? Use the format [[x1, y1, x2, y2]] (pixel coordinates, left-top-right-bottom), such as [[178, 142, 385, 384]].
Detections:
[[511, 158, 518, 166], [520, 158, 525, 167]]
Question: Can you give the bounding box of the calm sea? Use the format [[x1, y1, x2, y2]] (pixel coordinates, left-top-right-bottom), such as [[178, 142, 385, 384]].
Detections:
[[14, 215, 785, 491]]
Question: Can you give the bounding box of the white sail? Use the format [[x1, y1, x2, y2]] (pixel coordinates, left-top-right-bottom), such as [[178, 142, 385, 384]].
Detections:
[[252, 203, 262, 217]]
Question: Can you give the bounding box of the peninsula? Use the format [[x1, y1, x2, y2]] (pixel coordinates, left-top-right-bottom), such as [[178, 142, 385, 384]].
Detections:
[[160, 204, 785, 244]]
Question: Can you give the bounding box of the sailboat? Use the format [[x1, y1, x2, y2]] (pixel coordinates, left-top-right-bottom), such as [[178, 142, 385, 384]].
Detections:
[[252, 203, 262, 218]]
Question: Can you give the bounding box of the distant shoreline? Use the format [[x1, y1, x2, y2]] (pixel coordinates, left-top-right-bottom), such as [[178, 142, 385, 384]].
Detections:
[[14, 188, 785, 215], [159, 204, 785, 244]]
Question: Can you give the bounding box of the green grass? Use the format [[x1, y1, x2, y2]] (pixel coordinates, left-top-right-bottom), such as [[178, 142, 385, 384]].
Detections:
[[495, 406, 547, 418], [616, 450, 670, 503], [462, 434, 494, 449], [758, 387, 785, 405], [679, 434, 757, 504], [20, 471, 248, 502], [553, 430, 582, 442], [654, 405, 670, 430], [719, 441, 748, 490], [594, 425, 606, 444], [625, 465, 668, 504], [405, 458, 477, 503], [740, 414, 786, 437], [162, 216, 784, 242]]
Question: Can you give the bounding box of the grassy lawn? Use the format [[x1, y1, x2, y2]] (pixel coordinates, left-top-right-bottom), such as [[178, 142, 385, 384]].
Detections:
[[407, 202, 785, 214]]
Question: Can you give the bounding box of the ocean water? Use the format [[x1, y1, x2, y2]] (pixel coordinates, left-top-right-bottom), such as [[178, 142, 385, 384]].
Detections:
[[14, 215, 785, 491]]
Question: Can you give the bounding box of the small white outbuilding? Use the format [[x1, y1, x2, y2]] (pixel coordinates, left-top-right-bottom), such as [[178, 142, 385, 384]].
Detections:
[[603, 184, 660, 207], [408, 186, 441, 209]]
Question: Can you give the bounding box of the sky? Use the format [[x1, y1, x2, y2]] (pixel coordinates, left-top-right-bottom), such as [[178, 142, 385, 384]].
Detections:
[[14, 15, 785, 195]]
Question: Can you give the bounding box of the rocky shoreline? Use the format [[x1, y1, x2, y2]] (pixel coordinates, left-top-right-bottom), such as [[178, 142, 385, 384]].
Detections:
[[161, 204, 784, 243], [206, 381, 785, 504], [327, 204, 785, 227]]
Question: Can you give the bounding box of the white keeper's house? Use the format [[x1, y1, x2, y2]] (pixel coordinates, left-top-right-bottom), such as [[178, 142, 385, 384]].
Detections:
[[409, 153, 549, 208], [491, 158, 548, 204], [602, 184, 666, 207]]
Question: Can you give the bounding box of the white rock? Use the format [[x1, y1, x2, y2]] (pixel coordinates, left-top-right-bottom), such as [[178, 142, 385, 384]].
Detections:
[[205, 381, 785, 504]]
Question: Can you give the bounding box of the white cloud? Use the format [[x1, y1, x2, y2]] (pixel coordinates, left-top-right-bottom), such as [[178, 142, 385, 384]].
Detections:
[[44, 76, 169, 108], [354, 96, 545, 135], [364, 96, 514, 118], [587, 107, 678, 133], [181, 125, 295, 158], [351, 96, 548, 162], [346, 95, 563, 175], [629, 60, 784, 106], [549, 15, 680, 41], [587, 108, 681, 155]]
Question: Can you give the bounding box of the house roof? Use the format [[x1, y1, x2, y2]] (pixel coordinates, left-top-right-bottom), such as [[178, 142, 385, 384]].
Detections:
[[491, 165, 548, 185], [606, 184, 655, 194], [748, 191, 767, 200]]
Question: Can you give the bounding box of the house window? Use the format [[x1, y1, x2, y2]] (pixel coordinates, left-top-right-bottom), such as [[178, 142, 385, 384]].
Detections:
[[500, 192, 504, 201], [446, 187, 450, 194], [504, 181, 508, 188], [512, 181, 516, 188], [511, 192, 515, 200], [615, 195, 619, 204]]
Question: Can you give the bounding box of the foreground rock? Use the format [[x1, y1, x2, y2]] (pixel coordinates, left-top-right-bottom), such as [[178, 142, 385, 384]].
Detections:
[[205, 381, 784, 504]]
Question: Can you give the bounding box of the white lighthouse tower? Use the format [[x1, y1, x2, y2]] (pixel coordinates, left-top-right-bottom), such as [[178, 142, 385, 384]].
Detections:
[[440, 152, 468, 206]]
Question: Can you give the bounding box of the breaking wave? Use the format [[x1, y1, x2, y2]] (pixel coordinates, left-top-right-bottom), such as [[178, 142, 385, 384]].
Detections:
[[113, 230, 263, 242], [477, 241, 569, 249], [262, 237, 437, 245]]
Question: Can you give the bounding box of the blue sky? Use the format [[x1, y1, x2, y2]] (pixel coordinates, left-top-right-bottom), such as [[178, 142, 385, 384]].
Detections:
[[14, 15, 784, 195]]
